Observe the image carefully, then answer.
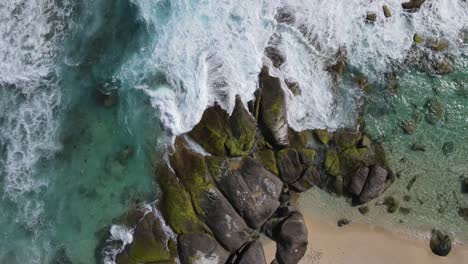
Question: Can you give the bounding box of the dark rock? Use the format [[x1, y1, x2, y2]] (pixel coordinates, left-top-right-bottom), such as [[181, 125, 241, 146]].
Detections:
[[117, 145, 134, 165], [458, 207, 468, 221], [366, 12, 377, 22], [349, 167, 370, 196], [383, 196, 399, 213], [298, 149, 316, 168], [442, 142, 455, 156], [235, 240, 267, 264], [258, 67, 289, 147], [359, 165, 388, 203], [275, 6, 296, 25], [178, 233, 229, 264], [430, 229, 452, 257], [285, 79, 302, 96], [337, 218, 351, 227], [215, 157, 283, 229], [402, 0, 426, 10], [406, 175, 418, 191], [358, 206, 369, 215], [116, 213, 176, 264], [290, 166, 321, 192], [277, 148, 304, 184], [274, 212, 308, 264], [265, 46, 286, 68], [462, 177, 468, 193], [412, 143, 426, 152], [382, 5, 392, 18], [413, 34, 424, 44]]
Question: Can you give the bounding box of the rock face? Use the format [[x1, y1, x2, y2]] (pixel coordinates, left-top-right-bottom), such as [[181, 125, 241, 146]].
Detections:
[[258, 67, 289, 147], [235, 240, 266, 264], [430, 229, 452, 257], [359, 165, 388, 203], [277, 148, 303, 184], [215, 157, 283, 229], [273, 212, 308, 264], [349, 167, 369, 196], [178, 233, 230, 264]]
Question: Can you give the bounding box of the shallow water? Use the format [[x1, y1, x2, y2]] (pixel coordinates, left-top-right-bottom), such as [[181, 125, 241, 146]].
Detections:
[[0, 0, 467, 263]]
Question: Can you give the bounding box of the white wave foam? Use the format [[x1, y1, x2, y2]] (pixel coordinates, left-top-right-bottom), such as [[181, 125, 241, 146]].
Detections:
[[123, 0, 467, 134], [0, 0, 74, 219]]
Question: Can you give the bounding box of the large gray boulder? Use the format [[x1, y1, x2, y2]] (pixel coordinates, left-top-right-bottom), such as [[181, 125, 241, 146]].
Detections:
[[235, 240, 267, 264], [258, 67, 289, 147], [276, 148, 303, 184], [359, 165, 388, 203], [215, 157, 283, 229], [178, 233, 230, 264], [274, 212, 308, 264], [349, 167, 369, 196]]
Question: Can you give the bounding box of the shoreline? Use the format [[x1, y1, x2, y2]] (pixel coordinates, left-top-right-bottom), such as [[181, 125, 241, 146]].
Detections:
[[264, 208, 468, 264]]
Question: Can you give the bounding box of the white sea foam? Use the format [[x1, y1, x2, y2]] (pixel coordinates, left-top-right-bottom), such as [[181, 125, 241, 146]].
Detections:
[[0, 0, 73, 225], [123, 0, 467, 134]]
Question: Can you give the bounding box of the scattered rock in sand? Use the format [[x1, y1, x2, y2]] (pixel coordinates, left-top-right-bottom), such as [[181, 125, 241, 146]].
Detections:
[[337, 218, 351, 227], [383, 196, 399, 214], [430, 229, 452, 257], [382, 5, 392, 18], [402, 0, 426, 11], [412, 143, 426, 152], [442, 142, 455, 156]]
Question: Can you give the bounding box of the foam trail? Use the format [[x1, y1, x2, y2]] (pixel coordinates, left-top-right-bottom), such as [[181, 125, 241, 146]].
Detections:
[[122, 0, 467, 134]]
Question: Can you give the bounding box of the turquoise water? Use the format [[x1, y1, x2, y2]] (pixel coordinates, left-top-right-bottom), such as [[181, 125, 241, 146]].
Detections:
[[0, 0, 467, 263]]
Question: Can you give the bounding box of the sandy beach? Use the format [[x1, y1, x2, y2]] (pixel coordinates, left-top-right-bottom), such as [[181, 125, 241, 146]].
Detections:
[[264, 211, 468, 264]]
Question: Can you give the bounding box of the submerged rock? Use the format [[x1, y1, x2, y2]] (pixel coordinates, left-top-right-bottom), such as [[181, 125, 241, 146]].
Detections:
[[430, 229, 452, 257], [235, 240, 267, 264], [383, 196, 399, 213], [258, 67, 289, 147], [433, 60, 454, 75], [412, 143, 426, 152], [402, 0, 426, 11], [178, 233, 229, 264], [431, 38, 450, 52], [401, 119, 417, 134], [275, 6, 296, 25], [285, 79, 302, 96], [425, 97, 444, 124], [458, 207, 468, 222], [442, 142, 455, 156], [359, 165, 388, 203]]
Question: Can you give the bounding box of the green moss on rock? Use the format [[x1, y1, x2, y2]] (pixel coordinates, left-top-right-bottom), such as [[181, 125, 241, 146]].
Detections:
[[325, 149, 340, 177], [334, 129, 362, 148], [314, 129, 329, 145], [255, 149, 279, 175], [298, 148, 316, 168], [225, 96, 257, 156], [288, 128, 312, 149]]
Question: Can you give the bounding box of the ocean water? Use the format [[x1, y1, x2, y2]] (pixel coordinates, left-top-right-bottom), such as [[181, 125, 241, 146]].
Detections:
[[0, 0, 467, 263]]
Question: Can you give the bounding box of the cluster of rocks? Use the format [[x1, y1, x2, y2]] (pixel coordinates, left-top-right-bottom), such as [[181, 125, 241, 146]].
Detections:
[[112, 64, 394, 264]]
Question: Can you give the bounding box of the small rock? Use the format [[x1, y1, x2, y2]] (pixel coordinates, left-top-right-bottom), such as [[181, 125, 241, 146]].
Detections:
[[337, 218, 351, 227], [366, 12, 377, 22], [430, 229, 452, 257], [458, 207, 468, 221], [275, 6, 296, 25], [399, 207, 412, 215], [412, 143, 426, 152], [413, 34, 424, 44], [431, 38, 450, 52], [442, 142, 455, 156], [383, 196, 399, 213], [425, 97, 444, 124], [382, 5, 392, 18], [402, 0, 426, 11], [434, 60, 454, 75], [358, 206, 369, 215]]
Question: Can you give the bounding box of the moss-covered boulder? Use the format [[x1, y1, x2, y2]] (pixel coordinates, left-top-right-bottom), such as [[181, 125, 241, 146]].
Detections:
[[324, 149, 340, 177], [225, 96, 257, 156], [116, 213, 176, 264], [188, 105, 229, 156], [157, 164, 205, 235], [258, 67, 289, 147], [314, 129, 329, 145], [382, 5, 392, 18], [288, 128, 312, 149], [298, 149, 316, 168], [413, 33, 424, 45], [290, 166, 321, 192], [254, 149, 279, 175], [402, 0, 426, 10], [334, 129, 362, 148], [431, 38, 449, 52]]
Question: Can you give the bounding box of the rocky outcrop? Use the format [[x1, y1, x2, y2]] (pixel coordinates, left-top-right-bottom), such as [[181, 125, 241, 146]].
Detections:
[[258, 67, 289, 147], [178, 233, 230, 264], [359, 165, 388, 203], [233, 240, 266, 264]]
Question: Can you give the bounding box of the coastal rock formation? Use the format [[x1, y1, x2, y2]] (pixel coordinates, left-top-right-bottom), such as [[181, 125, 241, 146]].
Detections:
[[114, 65, 393, 264]]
